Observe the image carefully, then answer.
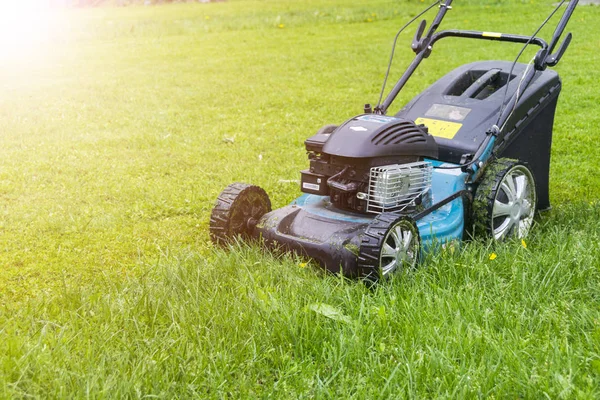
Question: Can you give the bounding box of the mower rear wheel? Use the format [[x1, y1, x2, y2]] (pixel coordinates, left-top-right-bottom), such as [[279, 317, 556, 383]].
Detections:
[[358, 213, 420, 282], [209, 183, 271, 245], [474, 159, 536, 241]]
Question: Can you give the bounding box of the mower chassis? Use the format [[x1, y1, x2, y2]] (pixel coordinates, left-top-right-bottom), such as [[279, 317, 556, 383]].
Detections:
[[255, 160, 467, 276]]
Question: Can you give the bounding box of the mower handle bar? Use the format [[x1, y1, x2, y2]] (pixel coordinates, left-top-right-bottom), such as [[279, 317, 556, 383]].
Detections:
[[430, 30, 548, 49], [378, 0, 578, 115], [378, 29, 548, 114], [541, 0, 578, 67], [546, 0, 578, 60]]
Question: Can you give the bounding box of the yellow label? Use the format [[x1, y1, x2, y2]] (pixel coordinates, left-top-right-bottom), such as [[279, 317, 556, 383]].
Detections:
[[482, 31, 502, 38], [415, 117, 462, 139]]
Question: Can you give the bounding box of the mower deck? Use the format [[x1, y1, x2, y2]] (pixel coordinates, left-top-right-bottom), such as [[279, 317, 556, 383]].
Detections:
[[255, 162, 468, 276]]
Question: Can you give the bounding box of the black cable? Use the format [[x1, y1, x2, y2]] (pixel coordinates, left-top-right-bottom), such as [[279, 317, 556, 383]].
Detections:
[[376, 0, 441, 110]]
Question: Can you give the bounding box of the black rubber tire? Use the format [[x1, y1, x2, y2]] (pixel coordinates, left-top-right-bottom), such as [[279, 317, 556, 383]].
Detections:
[[358, 213, 420, 282], [209, 183, 271, 245], [473, 158, 537, 241]]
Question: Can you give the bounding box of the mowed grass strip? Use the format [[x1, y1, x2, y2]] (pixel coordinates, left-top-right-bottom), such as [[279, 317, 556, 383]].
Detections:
[[1, 0, 599, 397]]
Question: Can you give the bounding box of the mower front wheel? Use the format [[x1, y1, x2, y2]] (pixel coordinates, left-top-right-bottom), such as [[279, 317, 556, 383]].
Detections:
[[358, 214, 420, 282], [209, 183, 271, 245]]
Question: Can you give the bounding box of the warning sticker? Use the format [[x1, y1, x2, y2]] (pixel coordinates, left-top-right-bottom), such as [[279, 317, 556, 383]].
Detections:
[[415, 117, 462, 139], [302, 182, 320, 191], [425, 103, 471, 121]]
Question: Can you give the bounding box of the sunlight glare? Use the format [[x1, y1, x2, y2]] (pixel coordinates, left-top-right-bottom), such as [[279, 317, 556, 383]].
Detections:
[[0, 1, 57, 62]]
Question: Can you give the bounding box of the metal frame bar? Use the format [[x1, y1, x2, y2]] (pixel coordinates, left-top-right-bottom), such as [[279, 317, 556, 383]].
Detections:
[[378, 29, 548, 115]]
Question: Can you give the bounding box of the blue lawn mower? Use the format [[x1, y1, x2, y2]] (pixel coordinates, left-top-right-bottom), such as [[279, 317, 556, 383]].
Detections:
[[210, 0, 579, 282]]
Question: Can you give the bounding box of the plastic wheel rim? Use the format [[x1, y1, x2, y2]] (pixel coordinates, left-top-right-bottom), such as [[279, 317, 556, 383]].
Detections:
[[491, 165, 536, 240], [380, 220, 418, 276], [229, 194, 269, 236]]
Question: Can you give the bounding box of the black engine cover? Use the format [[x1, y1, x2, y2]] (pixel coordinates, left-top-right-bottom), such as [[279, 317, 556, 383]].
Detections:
[[319, 115, 439, 159], [301, 115, 437, 213]]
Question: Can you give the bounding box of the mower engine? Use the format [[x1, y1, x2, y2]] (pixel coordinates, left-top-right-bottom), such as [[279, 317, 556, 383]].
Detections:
[[300, 115, 438, 214]]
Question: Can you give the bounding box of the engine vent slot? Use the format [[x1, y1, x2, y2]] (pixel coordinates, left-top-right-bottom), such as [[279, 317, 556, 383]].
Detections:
[[362, 161, 432, 214], [371, 122, 428, 146]]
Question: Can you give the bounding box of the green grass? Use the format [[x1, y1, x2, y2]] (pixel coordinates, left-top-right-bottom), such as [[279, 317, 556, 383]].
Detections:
[[1, 0, 600, 397]]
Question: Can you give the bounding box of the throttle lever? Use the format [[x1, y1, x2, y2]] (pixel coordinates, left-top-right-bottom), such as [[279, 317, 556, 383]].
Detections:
[[545, 32, 572, 67], [411, 19, 427, 54]]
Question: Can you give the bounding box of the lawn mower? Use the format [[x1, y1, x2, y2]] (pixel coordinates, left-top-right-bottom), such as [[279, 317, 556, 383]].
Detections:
[[209, 0, 579, 281]]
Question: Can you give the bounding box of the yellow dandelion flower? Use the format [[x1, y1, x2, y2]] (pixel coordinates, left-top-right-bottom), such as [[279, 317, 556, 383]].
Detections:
[[521, 239, 527, 249], [366, 18, 373, 22], [299, 262, 307, 268], [278, 23, 285, 28], [489, 253, 497, 261]]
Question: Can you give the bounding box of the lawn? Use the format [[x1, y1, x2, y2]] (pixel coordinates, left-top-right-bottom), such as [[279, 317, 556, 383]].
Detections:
[[1, 0, 600, 397]]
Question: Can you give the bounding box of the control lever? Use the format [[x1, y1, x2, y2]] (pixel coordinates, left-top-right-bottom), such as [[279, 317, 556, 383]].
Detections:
[[545, 32, 572, 66], [411, 20, 427, 54]]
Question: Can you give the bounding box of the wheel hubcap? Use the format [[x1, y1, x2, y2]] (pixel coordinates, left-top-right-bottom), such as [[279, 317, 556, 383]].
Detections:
[[491, 166, 536, 240], [380, 221, 417, 276]]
